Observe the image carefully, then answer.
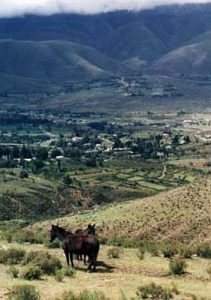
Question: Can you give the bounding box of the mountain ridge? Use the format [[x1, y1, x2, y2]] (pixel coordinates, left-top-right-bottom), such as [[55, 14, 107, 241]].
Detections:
[[0, 4, 211, 103]]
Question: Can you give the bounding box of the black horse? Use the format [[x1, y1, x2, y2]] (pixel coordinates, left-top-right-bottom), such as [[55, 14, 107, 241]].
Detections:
[[50, 224, 100, 272]]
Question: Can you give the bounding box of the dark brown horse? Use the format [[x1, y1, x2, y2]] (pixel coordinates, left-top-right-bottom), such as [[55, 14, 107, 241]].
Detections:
[[50, 224, 100, 272], [74, 224, 96, 262]]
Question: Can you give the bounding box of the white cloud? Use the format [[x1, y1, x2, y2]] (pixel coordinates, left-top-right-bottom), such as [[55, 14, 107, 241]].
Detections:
[[0, 0, 211, 17]]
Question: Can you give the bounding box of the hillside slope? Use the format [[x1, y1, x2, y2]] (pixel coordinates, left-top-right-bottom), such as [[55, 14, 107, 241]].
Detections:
[[37, 177, 211, 245], [151, 38, 211, 75], [0, 39, 117, 89]]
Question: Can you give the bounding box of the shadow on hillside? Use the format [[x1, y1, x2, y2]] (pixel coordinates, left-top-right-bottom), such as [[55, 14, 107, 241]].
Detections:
[[76, 261, 115, 273]]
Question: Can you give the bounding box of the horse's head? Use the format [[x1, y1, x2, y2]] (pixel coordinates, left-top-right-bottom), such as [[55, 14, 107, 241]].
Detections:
[[87, 224, 96, 235], [50, 224, 59, 242]]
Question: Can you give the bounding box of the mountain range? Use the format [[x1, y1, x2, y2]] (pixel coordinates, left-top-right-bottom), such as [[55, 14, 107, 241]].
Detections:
[[0, 3, 211, 97]]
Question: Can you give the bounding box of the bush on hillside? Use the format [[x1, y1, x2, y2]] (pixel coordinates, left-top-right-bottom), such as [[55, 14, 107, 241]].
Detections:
[[196, 243, 211, 258], [44, 239, 60, 249], [2, 229, 45, 244], [136, 282, 177, 299], [137, 247, 145, 260], [0, 247, 26, 264], [56, 290, 110, 300], [169, 257, 187, 276], [162, 245, 177, 259], [20, 266, 42, 281], [33, 253, 62, 275], [61, 267, 76, 277], [23, 251, 46, 265], [8, 266, 19, 278], [19, 170, 29, 179], [23, 250, 62, 275], [139, 240, 159, 257], [54, 269, 64, 282], [179, 246, 193, 259], [8, 285, 40, 300]]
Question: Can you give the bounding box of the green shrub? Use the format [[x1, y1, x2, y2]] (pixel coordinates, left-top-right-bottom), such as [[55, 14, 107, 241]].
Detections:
[[139, 240, 159, 257], [147, 244, 159, 257], [169, 257, 187, 276], [8, 285, 40, 300], [179, 246, 193, 259], [137, 248, 145, 260], [107, 247, 123, 259], [19, 170, 29, 179], [3, 231, 13, 243], [196, 243, 211, 258], [14, 229, 45, 244], [23, 250, 62, 275], [57, 290, 110, 300], [136, 282, 176, 300], [33, 253, 62, 275], [162, 245, 176, 259], [44, 239, 60, 249], [20, 266, 42, 281], [55, 269, 64, 282], [8, 266, 19, 278], [23, 251, 45, 265], [0, 247, 26, 264], [62, 267, 76, 277]]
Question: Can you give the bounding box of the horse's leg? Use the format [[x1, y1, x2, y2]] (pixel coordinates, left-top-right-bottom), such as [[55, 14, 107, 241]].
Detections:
[[87, 254, 93, 272], [64, 249, 70, 266], [70, 252, 74, 268], [84, 254, 87, 265]]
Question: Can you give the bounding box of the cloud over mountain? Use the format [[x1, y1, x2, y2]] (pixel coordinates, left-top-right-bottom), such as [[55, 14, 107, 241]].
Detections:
[[0, 0, 211, 17]]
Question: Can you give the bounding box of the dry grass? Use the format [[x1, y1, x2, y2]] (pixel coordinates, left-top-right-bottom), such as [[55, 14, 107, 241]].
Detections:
[[1, 177, 211, 299], [34, 177, 211, 245], [1, 243, 211, 299]]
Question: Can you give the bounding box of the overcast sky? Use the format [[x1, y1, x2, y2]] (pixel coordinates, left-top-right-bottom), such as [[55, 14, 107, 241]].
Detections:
[[0, 0, 211, 17]]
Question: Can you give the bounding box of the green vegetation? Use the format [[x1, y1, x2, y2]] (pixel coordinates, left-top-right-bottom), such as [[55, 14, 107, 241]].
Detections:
[[0, 247, 26, 264], [196, 244, 211, 259], [8, 285, 40, 300], [20, 266, 42, 281], [56, 290, 110, 300], [169, 257, 187, 276], [136, 282, 178, 300]]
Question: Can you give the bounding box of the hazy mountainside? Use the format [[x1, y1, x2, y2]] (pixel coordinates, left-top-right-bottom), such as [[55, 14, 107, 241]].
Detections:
[[151, 39, 211, 75], [1, 4, 211, 92], [0, 39, 117, 85]]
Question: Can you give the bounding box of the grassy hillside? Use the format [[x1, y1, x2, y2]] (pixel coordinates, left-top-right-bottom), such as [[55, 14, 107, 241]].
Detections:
[[0, 39, 118, 89], [34, 176, 211, 245], [0, 168, 96, 221], [1, 177, 211, 299], [151, 39, 211, 75]]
